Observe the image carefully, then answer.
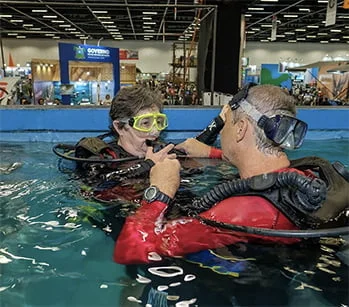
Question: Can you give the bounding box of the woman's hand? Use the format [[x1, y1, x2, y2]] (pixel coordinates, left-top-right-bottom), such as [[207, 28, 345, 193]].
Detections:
[[145, 144, 177, 164], [175, 138, 212, 158], [150, 158, 181, 198]]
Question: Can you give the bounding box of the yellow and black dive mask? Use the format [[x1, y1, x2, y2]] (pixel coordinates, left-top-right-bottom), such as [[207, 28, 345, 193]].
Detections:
[[124, 113, 168, 132]]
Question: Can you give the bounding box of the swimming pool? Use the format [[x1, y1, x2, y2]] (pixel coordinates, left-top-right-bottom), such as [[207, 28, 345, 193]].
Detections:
[[1, 139, 348, 307]]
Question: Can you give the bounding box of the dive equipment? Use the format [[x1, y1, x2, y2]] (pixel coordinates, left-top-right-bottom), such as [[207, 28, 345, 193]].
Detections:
[[53, 143, 140, 163], [122, 112, 168, 132], [143, 185, 173, 205]]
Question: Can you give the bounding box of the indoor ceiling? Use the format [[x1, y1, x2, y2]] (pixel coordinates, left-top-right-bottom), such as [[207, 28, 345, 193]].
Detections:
[[0, 0, 348, 44]]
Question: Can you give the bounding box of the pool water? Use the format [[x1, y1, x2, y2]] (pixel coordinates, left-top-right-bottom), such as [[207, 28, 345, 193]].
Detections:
[[0, 139, 348, 307]]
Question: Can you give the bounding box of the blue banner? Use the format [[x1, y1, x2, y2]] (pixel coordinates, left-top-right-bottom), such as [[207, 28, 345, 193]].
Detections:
[[58, 43, 120, 104]]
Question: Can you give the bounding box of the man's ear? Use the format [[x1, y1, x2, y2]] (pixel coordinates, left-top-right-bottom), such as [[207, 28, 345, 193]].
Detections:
[[236, 118, 248, 142]]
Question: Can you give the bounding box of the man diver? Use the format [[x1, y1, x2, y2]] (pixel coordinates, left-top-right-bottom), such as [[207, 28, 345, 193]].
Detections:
[[114, 84, 348, 264]]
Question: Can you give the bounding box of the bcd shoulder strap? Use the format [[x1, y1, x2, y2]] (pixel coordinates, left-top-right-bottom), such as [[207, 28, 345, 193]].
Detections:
[[75, 137, 113, 158]]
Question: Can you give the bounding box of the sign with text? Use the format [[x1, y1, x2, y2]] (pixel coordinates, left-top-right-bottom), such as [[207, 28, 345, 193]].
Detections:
[[119, 49, 139, 60]]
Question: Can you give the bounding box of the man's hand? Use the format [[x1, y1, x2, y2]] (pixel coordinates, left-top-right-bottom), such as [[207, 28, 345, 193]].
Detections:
[[145, 144, 177, 164], [150, 158, 181, 198], [175, 138, 212, 158]]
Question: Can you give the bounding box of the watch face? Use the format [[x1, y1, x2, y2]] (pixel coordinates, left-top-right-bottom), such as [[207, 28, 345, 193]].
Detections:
[[144, 186, 158, 201]]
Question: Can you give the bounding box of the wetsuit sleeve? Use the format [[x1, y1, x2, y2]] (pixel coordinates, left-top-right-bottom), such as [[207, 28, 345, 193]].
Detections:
[[114, 196, 299, 264], [209, 147, 223, 159], [195, 116, 225, 145]]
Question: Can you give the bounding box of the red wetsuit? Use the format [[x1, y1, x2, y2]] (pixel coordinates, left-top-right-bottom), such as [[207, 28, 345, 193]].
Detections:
[[114, 149, 306, 264]]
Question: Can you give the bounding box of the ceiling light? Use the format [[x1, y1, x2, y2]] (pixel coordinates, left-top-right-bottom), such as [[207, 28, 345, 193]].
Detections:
[[248, 7, 264, 11], [295, 29, 306, 32], [288, 40, 297, 43], [307, 25, 319, 28], [59, 24, 71, 27], [276, 34, 285, 37], [53, 36, 60, 39], [97, 16, 111, 19], [142, 12, 158, 15], [0, 14, 12, 18], [330, 38, 340, 41], [246, 31, 255, 34], [16, 36, 26, 39], [43, 15, 57, 18], [244, 14, 252, 17], [297, 38, 306, 40], [330, 29, 341, 32], [8, 33, 18, 36], [32, 9, 47, 13], [10, 20, 24, 23], [142, 17, 152, 20], [144, 29, 155, 32], [299, 8, 311, 12], [143, 22, 156, 25], [306, 35, 316, 38], [261, 0, 279, 2], [283, 15, 298, 18], [318, 0, 328, 3], [251, 28, 260, 31], [101, 21, 114, 24], [31, 28, 41, 30], [106, 25, 117, 28], [343, 36, 349, 39], [285, 32, 295, 35], [51, 20, 64, 23], [92, 11, 108, 13], [23, 24, 34, 27], [45, 33, 55, 36]]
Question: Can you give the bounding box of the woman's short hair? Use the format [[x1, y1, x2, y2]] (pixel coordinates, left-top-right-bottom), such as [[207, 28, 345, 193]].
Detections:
[[109, 85, 163, 121]]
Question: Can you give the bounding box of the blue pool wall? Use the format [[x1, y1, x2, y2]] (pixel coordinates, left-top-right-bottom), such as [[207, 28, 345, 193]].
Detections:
[[0, 106, 348, 142]]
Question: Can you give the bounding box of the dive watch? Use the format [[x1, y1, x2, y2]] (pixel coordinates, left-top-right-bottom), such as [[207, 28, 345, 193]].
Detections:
[[143, 185, 172, 205]]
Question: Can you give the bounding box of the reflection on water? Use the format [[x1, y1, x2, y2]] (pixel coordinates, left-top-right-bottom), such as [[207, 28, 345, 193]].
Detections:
[[0, 141, 348, 307]]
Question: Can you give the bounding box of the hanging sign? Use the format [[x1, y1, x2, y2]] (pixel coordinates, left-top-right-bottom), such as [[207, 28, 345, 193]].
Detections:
[[325, 0, 337, 26], [119, 49, 139, 60], [271, 16, 277, 41]]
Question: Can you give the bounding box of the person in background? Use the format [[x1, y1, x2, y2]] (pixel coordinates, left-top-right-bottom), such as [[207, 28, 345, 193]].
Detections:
[[20, 97, 31, 105], [114, 84, 348, 264], [101, 94, 112, 106], [54, 98, 62, 105], [38, 98, 45, 105]]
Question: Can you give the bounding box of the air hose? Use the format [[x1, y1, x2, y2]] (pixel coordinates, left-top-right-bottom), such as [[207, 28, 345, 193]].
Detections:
[[182, 171, 327, 216], [52, 143, 140, 163], [197, 216, 349, 238]]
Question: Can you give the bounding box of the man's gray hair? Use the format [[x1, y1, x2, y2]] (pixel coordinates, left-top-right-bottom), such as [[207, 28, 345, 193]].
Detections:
[[233, 84, 298, 155]]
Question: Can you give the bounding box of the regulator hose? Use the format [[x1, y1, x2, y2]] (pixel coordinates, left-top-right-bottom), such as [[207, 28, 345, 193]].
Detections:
[[197, 216, 349, 238], [52, 143, 140, 163], [183, 171, 327, 216]]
